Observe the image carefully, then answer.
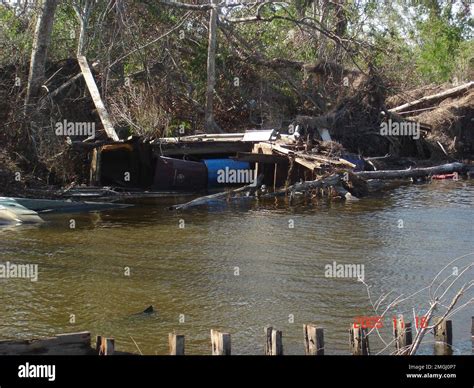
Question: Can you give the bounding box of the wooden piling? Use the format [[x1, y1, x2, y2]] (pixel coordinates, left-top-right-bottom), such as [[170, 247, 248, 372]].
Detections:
[[210, 330, 231, 355], [471, 316, 473, 354], [96, 336, 115, 355], [393, 315, 412, 355], [350, 324, 370, 355], [95, 336, 101, 353], [273, 163, 278, 192], [434, 317, 453, 355], [303, 324, 324, 355], [264, 327, 283, 355], [168, 333, 185, 355]]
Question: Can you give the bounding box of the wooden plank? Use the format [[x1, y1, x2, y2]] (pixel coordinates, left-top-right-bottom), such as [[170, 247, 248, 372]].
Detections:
[[252, 142, 275, 155], [303, 324, 324, 355], [0, 332, 92, 355], [255, 143, 353, 169], [242, 129, 276, 142], [156, 133, 246, 143], [77, 55, 119, 141], [264, 327, 283, 355], [55, 331, 91, 344], [210, 330, 231, 355], [259, 144, 321, 170], [393, 315, 412, 355], [294, 157, 321, 171], [0, 344, 94, 355], [169, 333, 185, 355], [300, 153, 354, 168]]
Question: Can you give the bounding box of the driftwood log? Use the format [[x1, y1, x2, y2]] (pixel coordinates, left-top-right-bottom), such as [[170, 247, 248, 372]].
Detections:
[[355, 162, 466, 180]]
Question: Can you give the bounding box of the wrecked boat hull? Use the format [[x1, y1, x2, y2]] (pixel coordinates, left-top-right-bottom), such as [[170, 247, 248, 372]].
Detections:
[[6, 197, 132, 213], [0, 202, 44, 225], [0, 197, 132, 225]]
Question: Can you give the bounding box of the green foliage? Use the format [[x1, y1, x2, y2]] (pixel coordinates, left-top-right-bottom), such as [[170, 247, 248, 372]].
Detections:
[[452, 39, 474, 82], [49, 3, 78, 60], [413, 0, 471, 83], [416, 17, 463, 82], [1, 0, 471, 136], [0, 6, 32, 63]]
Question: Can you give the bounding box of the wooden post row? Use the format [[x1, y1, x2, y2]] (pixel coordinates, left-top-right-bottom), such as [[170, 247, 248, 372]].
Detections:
[[94, 316, 472, 356]]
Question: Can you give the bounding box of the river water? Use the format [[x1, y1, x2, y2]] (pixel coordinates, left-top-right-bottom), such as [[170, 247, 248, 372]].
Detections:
[[0, 180, 472, 355]]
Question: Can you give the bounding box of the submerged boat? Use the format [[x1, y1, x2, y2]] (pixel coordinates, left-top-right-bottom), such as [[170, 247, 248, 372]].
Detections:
[[0, 201, 43, 225], [0, 197, 131, 225]]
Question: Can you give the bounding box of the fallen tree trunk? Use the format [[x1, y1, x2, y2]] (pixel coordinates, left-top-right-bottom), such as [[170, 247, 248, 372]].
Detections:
[[389, 81, 474, 113], [365, 179, 412, 193], [355, 162, 466, 180]]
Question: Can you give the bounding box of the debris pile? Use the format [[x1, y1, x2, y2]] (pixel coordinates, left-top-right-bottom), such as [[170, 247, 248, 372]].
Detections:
[[387, 81, 474, 158]]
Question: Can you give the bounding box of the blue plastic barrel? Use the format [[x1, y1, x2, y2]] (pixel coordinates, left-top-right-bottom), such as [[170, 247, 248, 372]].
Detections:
[[202, 159, 253, 187]]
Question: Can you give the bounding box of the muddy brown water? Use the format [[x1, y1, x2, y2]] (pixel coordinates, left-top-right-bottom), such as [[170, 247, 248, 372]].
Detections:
[[0, 180, 473, 355]]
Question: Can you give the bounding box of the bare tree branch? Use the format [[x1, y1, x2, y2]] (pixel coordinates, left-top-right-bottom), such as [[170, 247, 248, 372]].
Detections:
[[106, 11, 192, 71]]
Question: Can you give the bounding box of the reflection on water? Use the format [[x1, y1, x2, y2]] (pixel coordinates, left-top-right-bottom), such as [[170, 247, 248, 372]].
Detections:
[[0, 180, 473, 355]]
